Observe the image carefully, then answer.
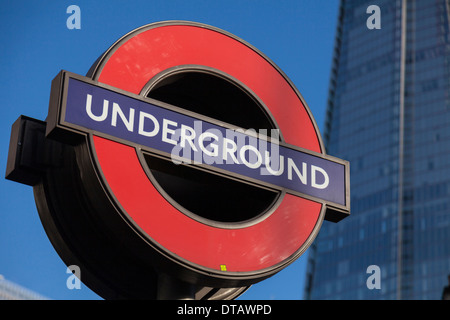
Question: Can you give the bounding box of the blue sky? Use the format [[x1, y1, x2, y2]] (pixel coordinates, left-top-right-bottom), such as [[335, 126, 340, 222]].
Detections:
[[0, 0, 338, 299]]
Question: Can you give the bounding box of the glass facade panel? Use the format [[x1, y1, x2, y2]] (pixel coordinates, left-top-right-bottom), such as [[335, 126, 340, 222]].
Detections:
[[0, 276, 48, 300], [305, 0, 450, 299]]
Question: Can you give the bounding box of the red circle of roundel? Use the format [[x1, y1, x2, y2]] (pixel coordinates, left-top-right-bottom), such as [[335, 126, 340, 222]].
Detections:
[[90, 22, 324, 273]]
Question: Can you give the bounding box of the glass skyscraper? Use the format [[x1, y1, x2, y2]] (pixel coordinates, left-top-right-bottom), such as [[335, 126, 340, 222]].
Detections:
[[0, 276, 48, 300], [304, 0, 450, 299]]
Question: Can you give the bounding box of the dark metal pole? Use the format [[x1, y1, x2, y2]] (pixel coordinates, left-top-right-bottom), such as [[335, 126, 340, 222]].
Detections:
[[157, 273, 196, 300]]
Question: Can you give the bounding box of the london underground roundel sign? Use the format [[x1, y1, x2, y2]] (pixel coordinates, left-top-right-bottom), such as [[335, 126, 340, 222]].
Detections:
[[6, 21, 349, 299]]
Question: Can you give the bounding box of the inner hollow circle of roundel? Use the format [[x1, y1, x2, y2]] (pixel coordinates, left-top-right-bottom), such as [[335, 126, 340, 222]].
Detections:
[[90, 22, 324, 273]]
